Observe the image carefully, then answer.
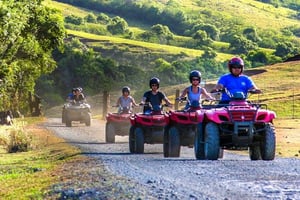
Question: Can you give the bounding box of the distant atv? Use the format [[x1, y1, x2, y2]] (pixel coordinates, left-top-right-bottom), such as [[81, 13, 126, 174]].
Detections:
[[62, 100, 91, 127], [164, 98, 207, 157], [129, 103, 170, 154], [194, 89, 276, 160], [105, 106, 132, 143]]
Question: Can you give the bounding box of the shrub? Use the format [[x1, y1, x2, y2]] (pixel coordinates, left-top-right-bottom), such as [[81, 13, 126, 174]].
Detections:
[[0, 124, 32, 153], [7, 128, 32, 153]]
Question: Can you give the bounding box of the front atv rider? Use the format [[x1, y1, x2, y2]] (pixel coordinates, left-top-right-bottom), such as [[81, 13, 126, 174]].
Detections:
[[178, 70, 214, 110], [73, 87, 85, 103], [115, 86, 138, 113], [140, 77, 172, 113], [211, 57, 261, 104]]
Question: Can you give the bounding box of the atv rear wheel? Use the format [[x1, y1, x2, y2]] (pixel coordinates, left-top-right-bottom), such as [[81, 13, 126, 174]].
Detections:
[[204, 122, 220, 160], [194, 123, 205, 160], [105, 123, 115, 143], [134, 127, 144, 154], [260, 123, 276, 160], [167, 127, 180, 157]]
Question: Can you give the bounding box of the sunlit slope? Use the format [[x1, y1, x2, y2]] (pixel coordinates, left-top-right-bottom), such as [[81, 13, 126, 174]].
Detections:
[[250, 61, 300, 118], [181, 0, 298, 30], [67, 29, 232, 60]]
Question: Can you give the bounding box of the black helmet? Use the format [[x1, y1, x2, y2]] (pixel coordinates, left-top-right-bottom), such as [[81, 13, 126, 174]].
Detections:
[[228, 57, 244, 75], [122, 86, 130, 94], [189, 70, 201, 83], [72, 88, 77, 92], [149, 77, 160, 88]]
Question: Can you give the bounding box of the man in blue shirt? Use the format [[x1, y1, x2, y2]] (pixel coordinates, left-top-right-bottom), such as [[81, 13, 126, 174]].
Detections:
[[211, 57, 261, 104]]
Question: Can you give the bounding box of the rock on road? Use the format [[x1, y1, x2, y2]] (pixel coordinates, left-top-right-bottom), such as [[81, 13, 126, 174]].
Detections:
[[45, 118, 300, 200]]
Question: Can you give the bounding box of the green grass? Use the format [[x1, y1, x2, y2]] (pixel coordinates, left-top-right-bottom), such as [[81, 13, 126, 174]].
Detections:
[[67, 29, 233, 60], [181, 0, 299, 30], [250, 62, 300, 118], [0, 118, 81, 199], [44, 0, 90, 17], [45, 0, 298, 65]]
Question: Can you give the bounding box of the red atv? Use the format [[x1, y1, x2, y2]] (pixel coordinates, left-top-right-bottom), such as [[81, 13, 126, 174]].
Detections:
[[105, 106, 132, 143], [194, 89, 276, 160], [129, 103, 170, 154], [163, 98, 208, 157]]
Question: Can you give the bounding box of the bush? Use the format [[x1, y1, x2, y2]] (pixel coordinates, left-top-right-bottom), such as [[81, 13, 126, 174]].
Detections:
[[0, 124, 32, 153], [7, 128, 32, 153]]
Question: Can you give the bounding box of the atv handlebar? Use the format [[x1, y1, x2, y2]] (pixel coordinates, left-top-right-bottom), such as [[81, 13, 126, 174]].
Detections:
[[210, 88, 262, 98]]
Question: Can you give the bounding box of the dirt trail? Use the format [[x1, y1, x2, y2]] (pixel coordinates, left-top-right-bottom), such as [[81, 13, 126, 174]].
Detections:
[[44, 117, 300, 200]]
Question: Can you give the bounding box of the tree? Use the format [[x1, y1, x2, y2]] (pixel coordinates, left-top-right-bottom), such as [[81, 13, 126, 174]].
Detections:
[[150, 24, 174, 44], [0, 0, 66, 113], [274, 42, 296, 58], [191, 23, 219, 41], [107, 16, 129, 35], [97, 13, 111, 24], [85, 13, 97, 23], [193, 30, 212, 47], [201, 48, 217, 59], [247, 50, 269, 67], [229, 35, 258, 54], [65, 15, 84, 25], [243, 27, 261, 42]]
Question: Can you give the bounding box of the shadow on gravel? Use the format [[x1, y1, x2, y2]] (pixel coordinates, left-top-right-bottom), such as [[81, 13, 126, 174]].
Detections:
[[45, 124, 67, 127], [82, 152, 132, 155], [67, 142, 129, 145], [80, 152, 163, 155]]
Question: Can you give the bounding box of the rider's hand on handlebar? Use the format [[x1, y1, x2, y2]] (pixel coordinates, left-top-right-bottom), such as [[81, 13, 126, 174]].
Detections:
[[248, 89, 262, 94], [205, 97, 216, 101], [210, 88, 224, 93], [176, 97, 186, 101]]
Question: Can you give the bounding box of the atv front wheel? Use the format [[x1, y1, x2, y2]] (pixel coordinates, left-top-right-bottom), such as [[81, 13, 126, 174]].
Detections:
[[105, 123, 115, 143], [260, 123, 276, 160], [194, 123, 205, 160], [62, 109, 66, 123], [168, 127, 180, 157], [129, 126, 136, 153], [204, 122, 220, 160], [249, 145, 262, 160], [163, 126, 170, 157], [85, 113, 91, 126], [134, 127, 144, 154]]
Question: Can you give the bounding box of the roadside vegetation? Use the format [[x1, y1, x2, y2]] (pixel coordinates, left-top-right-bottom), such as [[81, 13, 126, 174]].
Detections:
[[0, 0, 300, 198], [36, 0, 300, 112], [0, 118, 82, 199]]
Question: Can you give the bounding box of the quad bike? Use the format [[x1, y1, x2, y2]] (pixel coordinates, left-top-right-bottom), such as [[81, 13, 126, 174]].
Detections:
[[163, 98, 207, 157], [62, 100, 91, 127], [105, 106, 132, 143], [129, 103, 170, 154], [194, 89, 276, 160]]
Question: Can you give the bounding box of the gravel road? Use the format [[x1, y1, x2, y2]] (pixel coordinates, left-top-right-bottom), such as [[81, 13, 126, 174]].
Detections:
[[45, 118, 300, 200]]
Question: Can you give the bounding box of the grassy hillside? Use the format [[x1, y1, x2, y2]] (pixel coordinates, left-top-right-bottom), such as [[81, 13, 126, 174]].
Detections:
[[43, 0, 300, 119], [45, 0, 299, 65], [250, 61, 300, 118], [182, 0, 299, 30]]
